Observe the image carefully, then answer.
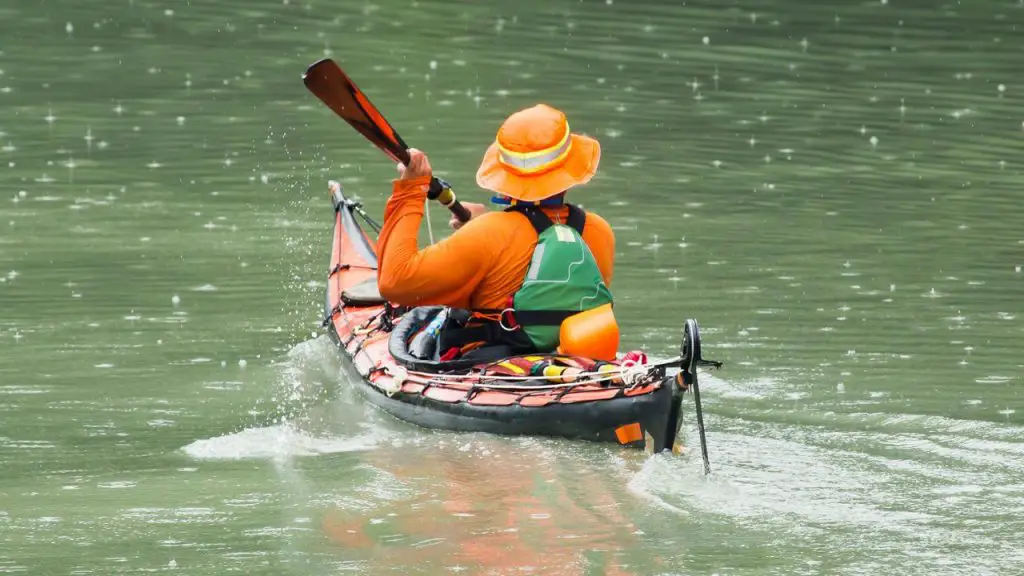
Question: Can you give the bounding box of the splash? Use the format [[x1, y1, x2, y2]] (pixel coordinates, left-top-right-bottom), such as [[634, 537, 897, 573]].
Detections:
[[181, 422, 379, 461]]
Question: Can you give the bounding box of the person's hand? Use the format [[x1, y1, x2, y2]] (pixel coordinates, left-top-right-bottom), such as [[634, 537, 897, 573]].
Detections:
[[396, 148, 432, 181], [449, 202, 488, 230]]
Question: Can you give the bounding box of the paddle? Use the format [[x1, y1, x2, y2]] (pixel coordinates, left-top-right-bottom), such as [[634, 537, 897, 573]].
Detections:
[[302, 58, 471, 223]]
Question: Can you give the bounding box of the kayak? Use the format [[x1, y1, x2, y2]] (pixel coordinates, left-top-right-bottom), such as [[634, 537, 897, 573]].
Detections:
[[319, 180, 720, 453]]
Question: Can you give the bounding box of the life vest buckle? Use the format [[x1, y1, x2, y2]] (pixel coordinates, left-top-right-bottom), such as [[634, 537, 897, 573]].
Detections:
[[497, 308, 519, 332]]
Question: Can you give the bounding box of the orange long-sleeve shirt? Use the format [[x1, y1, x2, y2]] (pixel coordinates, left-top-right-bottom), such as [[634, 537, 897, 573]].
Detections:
[[376, 176, 615, 310]]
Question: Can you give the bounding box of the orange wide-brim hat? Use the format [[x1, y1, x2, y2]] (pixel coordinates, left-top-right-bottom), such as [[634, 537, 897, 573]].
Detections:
[[476, 104, 601, 203]]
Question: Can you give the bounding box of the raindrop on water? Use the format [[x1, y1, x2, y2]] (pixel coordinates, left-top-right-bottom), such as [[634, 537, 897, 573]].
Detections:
[[64, 157, 76, 183]]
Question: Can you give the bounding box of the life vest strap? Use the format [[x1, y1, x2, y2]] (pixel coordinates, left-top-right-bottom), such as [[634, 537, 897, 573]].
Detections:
[[470, 308, 581, 328], [437, 308, 579, 353], [504, 309, 579, 326], [504, 203, 586, 236]]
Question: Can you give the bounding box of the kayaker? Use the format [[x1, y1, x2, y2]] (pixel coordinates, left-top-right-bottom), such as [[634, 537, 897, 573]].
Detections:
[[376, 103, 618, 360]]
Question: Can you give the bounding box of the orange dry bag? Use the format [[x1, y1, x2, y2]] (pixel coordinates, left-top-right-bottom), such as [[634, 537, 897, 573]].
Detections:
[[556, 303, 620, 361]]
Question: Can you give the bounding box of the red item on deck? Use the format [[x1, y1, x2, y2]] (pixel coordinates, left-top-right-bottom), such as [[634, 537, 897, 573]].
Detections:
[[620, 351, 648, 367]]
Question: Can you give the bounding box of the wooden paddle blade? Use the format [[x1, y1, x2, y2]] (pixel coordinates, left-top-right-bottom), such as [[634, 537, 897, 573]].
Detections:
[[302, 58, 411, 165]]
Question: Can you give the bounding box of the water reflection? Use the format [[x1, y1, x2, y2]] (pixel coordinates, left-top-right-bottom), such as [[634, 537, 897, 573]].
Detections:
[[320, 437, 651, 575]]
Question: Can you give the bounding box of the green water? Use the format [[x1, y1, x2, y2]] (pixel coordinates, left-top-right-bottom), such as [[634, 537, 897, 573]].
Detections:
[[2, 0, 1022, 573]]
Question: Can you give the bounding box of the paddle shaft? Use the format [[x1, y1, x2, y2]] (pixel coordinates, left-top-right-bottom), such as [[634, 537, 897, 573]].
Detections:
[[302, 58, 471, 223]]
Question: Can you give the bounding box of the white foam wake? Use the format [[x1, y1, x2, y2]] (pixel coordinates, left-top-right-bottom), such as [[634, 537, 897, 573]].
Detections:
[[181, 423, 379, 461]]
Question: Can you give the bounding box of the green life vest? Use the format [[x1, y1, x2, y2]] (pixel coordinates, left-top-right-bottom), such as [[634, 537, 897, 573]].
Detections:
[[505, 204, 614, 351]]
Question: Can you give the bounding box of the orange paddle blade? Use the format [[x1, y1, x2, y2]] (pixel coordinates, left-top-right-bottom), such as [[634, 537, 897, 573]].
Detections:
[[302, 58, 410, 165]]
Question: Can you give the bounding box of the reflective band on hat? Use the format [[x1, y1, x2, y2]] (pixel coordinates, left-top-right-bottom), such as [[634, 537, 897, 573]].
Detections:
[[497, 123, 573, 174]]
